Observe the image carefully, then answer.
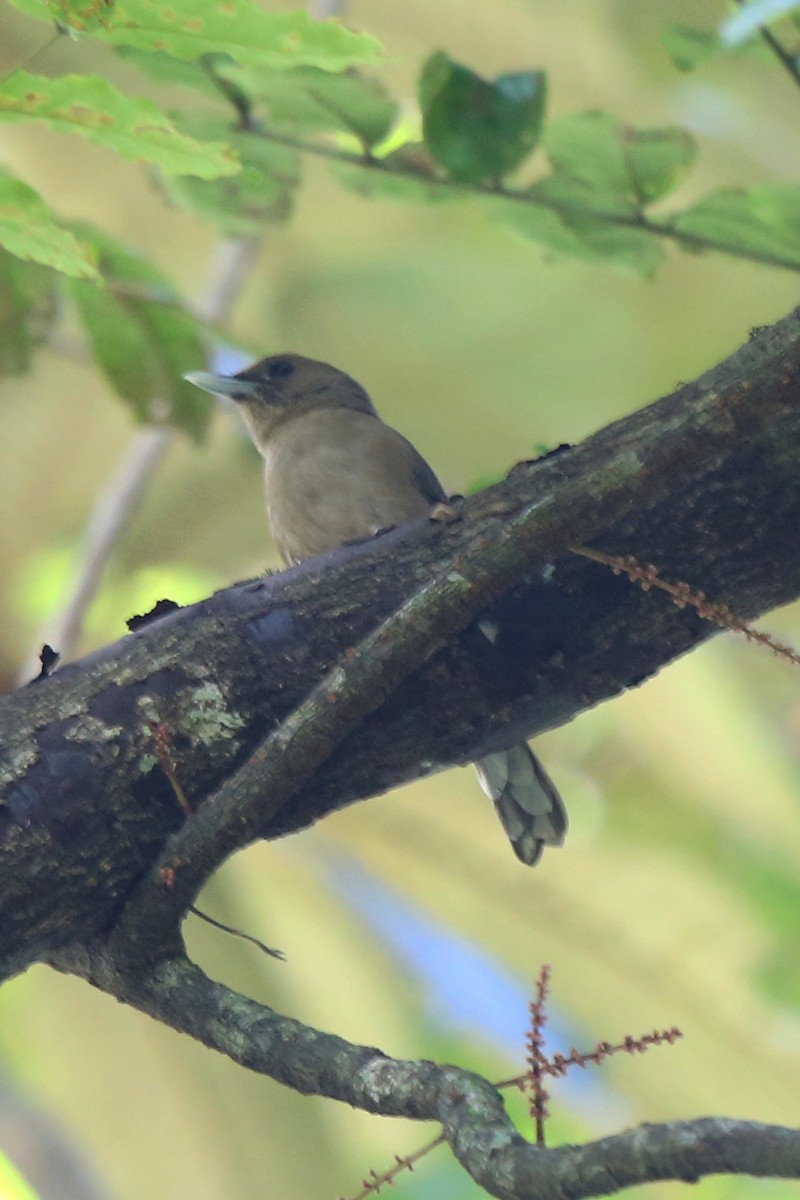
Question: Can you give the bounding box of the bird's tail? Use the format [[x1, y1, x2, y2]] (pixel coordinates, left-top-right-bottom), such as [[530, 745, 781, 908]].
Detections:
[[473, 744, 568, 866]]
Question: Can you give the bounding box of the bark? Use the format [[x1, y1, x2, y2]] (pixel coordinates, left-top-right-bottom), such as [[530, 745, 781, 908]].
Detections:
[[1, 307, 799, 979], [43, 948, 800, 1199], [3, 305, 800, 1199]]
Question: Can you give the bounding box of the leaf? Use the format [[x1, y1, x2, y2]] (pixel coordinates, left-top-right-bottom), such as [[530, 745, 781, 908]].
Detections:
[[543, 112, 695, 208], [673, 184, 800, 268], [482, 193, 663, 276], [662, 24, 719, 71], [531, 170, 638, 220], [8, 0, 383, 69], [158, 116, 300, 234], [622, 127, 696, 203], [43, 0, 114, 31], [419, 51, 546, 182], [0, 71, 239, 178], [218, 64, 397, 148], [0, 168, 98, 278], [331, 144, 455, 203], [67, 228, 211, 440], [0, 248, 59, 375], [114, 44, 222, 95]]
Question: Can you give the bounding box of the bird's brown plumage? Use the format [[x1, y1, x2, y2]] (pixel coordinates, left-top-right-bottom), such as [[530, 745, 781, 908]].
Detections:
[[185, 353, 568, 865]]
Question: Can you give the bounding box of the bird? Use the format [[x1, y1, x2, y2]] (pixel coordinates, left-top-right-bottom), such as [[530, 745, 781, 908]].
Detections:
[[185, 353, 568, 865]]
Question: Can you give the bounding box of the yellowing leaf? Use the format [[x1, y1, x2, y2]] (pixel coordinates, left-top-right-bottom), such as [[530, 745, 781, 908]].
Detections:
[[43, 0, 114, 31], [0, 71, 239, 178], [8, 0, 383, 69]]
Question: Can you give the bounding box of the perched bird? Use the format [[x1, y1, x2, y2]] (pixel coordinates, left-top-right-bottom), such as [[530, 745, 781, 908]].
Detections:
[[186, 354, 567, 865]]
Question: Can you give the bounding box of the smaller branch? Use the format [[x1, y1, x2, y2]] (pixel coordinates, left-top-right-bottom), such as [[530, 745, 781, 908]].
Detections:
[[341, 1135, 446, 1200], [21, 236, 261, 681], [109, 566, 491, 965], [733, 0, 800, 93], [525, 964, 551, 1146], [16, 426, 171, 684], [42, 951, 800, 1199], [758, 23, 800, 89], [308, 0, 348, 17], [571, 547, 800, 668], [110, 394, 682, 965], [246, 126, 800, 275], [0, 28, 63, 88]]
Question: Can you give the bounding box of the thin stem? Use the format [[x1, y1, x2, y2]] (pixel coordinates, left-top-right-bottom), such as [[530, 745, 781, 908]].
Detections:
[[733, 0, 800, 93], [759, 22, 800, 89], [308, 0, 348, 16], [16, 427, 171, 685], [246, 125, 800, 274], [19, 236, 261, 682], [0, 29, 63, 88]]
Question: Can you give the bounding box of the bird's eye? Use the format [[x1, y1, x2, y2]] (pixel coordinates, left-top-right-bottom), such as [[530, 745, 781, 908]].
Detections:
[[268, 359, 295, 381]]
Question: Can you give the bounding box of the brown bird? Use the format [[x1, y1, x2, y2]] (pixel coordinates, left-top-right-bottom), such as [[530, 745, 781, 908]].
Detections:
[[186, 354, 567, 865]]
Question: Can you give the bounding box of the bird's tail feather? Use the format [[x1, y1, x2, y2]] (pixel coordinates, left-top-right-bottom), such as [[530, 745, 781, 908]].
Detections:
[[474, 744, 568, 867]]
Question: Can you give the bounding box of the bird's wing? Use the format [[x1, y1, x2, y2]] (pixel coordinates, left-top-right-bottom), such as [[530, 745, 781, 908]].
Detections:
[[406, 439, 448, 506]]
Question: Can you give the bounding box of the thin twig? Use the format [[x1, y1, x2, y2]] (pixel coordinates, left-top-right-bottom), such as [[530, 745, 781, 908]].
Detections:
[[526, 965, 552, 1146], [16, 426, 172, 684], [340, 1134, 446, 1200], [570, 547, 800, 668], [45, 950, 800, 1199], [240, 125, 800, 275], [733, 0, 800, 93], [308, 0, 348, 17], [19, 236, 261, 682]]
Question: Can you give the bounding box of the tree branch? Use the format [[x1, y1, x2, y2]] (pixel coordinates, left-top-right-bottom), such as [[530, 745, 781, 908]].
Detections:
[[43, 947, 800, 1198], [3, 304, 800, 1200], [245, 126, 800, 275], [1, 306, 799, 982], [19, 236, 261, 682]]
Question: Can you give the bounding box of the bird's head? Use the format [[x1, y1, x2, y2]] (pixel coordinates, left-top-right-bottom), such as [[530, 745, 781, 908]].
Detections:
[[184, 353, 377, 449]]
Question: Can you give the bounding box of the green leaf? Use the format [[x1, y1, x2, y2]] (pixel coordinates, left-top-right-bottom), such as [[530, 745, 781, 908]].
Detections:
[[0, 71, 238, 178], [218, 64, 397, 148], [8, 0, 383, 69], [0, 248, 59, 375], [114, 44, 222, 95], [331, 144, 455, 202], [419, 51, 546, 182], [67, 228, 211, 439], [158, 116, 300, 234], [624, 127, 695, 203], [531, 170, 638, 220], [42, 0, 114, 31], [673, 183, 800, 268], [0, 168, 98, 278], [662, 24, 719, 71], [543, 112, 695, 208], [482, 193, 663, 276]]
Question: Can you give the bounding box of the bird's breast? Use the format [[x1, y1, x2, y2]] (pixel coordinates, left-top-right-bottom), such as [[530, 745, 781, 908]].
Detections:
[[263, 408, 437, 564]]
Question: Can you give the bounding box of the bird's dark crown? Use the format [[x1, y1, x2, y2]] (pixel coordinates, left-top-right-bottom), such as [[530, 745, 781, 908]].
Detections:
[[229, 353, 378, 447]]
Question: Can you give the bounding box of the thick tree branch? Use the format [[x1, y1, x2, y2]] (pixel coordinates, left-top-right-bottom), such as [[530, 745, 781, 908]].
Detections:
[[3, 305, 800, 1200], [1, 307, 800, 982]]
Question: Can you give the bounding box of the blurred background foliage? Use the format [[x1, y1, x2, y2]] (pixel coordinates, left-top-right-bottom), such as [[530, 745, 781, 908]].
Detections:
[[1, 1, 800, 1198]]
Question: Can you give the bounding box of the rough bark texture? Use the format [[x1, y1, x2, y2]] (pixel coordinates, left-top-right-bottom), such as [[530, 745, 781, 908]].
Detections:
[[1, 307, 799, 986], [3, 306, 800, 1200], [45, 947, 800, 1199]]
